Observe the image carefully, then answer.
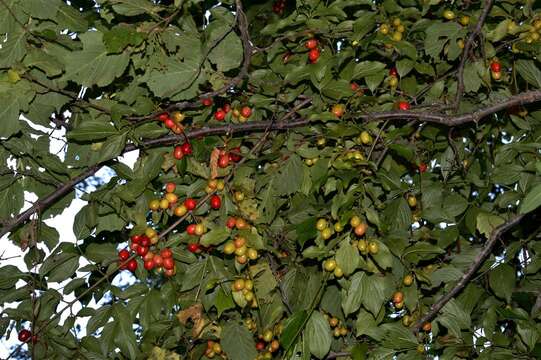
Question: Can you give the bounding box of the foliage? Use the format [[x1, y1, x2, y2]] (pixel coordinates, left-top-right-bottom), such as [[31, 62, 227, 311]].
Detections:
[[0, 0, 541, 359]]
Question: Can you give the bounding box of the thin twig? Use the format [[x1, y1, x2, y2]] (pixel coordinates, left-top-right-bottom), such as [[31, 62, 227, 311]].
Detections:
[[412, 214, 525, 332]]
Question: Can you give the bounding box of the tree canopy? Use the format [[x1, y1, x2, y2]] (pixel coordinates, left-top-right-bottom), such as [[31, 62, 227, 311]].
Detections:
[[0, 0, 541, 359]]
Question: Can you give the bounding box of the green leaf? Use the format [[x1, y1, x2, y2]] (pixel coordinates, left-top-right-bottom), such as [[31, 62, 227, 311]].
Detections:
[[65, 32, 129, 87], [85, 243, 117, 263], [519, 183, 541, 214], [87, 305, 112, 334], [221, 322, 258, 360], [353, 61, 386, 79], [208, 28, 243, 72], [335, 240, 359, 276], [280, 310, 308, 351], [110, 0, 158, 16], [68, 121, 118, 142], [476, 212, 505, 237], [306, 311, 332, 359], [0, 29, 26, 68], [97, 132, 128, 163], [200, 227, 230, 246], [0, 93, 21, 138], [438, 299, 471, 338], [145, 58, 201, 98], [516, 60, 541, 88], [488, 263, 515, 302], [39, 253, 79, 282], [113, 305, 139, 359], [274, 155, 304, 196]]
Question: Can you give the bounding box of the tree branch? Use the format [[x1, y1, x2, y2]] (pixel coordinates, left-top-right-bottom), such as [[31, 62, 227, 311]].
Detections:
[[454, 0, 494, 108], [3, 89, 541, 239], [412, 214, 525, 332]]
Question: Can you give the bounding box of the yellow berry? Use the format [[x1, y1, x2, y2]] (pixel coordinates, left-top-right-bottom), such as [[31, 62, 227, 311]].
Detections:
[[324, 259, 337, 272]]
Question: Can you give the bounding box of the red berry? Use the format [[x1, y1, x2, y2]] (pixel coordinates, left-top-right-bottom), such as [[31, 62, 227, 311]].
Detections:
[[131, 234, 141, 244], [226, 217, 237, 229], [223, 104, 231, 113], [398, 101, 411, 111], [18, 329, 31, 343], [144, 259, 154, 270], [256, 341, 266, 351], [240, 106, 252, 118], [201, 98, 213, 106], [140, 235, 150, 247], [229, 147, 242, 162], [186, 224, 197, 235], [389, 67, 398, 77], [490, 61, 501, 72], [153, 255, 163, 267], [158, 113, 169, 122], [118, 249, 130, 261], [184, 198, 197, 210], [187, 243, 200, 253], [210, 195, 222, 210], [173, 146, 183, 160], [308, 48, 320, 62], [419, 162, 428, 173], [129, 242, 139, 252], [160, 248, 173, 258], [127, 259, 138, 272], [165, 182, 176, 193], [136, 245, 148, 257], [214, 109, 226, 121], [351, 82, 360, 91], [305, 39, 318, 49], [164, 118, 175, 129], [163, 257, 175, 270], [218, 154, 230, 168], [181, 142, 192, 155]]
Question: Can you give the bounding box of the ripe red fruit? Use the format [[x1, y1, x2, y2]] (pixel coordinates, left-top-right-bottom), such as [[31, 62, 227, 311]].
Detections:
[[351, 82, 360, 91], [229, 147, 242, 162], [118, 249, 130, 261], [164, 118, 175, 129], [186, 224, 197, 235], [210, 195, 222, 209], [305, 39, 318, 49], [18, 329, 31, 343], [153, 255, 163, 267], [308, 48, 320, 62], [129, 242, 139, 252], [201, 98, 213, 106], [158, 113, 169, 122], [187, 243, 200, 253], [163, 257, 175, 270], [160, 248, 173, 258], [490, 61, 501, 72], [256, 341, 266, 351], [140, 235, 150, 247], [218, 154, 230, 168], [389, 67, 398, 77], [214, 109, 226, 121], [184, 198, 197, 210], [127, 259, 138, 272], [226, 217, 237, 229], [144, 259, 155, 270], [240, 106, 252, 118], [419, 162, 428, 173], [398, 101, 411, 111], [136, 245, 148, 257], [131, 234, 141, 244], [173, 146, 183, 160], [165, 182, 176, 193], [180, 142, 192, 155]]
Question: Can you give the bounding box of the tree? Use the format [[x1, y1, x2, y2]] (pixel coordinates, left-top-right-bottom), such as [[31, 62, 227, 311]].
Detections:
[[0, 0, 540, 358]]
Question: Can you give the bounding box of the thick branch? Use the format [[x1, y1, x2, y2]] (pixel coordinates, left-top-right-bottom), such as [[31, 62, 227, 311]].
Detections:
[[412, 214, 525, 332], [3, 90, 541, 238], [360, 90, 541, 126], [454, 0, 494, 108]]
